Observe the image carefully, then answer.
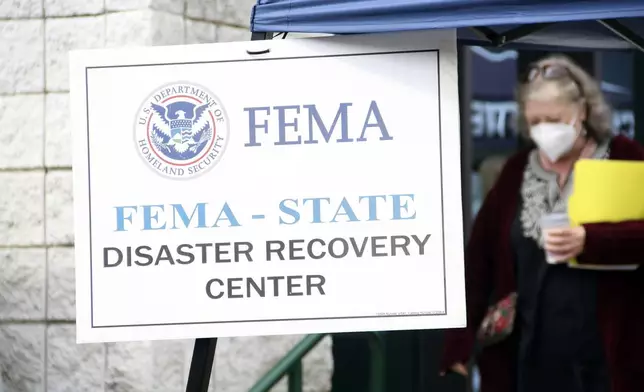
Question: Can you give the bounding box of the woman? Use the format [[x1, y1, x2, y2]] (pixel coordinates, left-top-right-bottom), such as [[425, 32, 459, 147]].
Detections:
[[441, 54, 644, 392]]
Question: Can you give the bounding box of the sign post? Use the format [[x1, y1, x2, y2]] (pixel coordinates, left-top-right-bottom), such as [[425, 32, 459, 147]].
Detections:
[[70, 29, 466, 390], [186, 338, 218, 392]]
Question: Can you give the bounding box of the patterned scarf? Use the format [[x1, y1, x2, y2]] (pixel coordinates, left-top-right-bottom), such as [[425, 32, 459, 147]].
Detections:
[[519, 139, 610, 247]]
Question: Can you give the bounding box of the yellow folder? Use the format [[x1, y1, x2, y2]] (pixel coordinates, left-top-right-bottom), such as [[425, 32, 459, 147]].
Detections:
[[567, 159, 644, 270]]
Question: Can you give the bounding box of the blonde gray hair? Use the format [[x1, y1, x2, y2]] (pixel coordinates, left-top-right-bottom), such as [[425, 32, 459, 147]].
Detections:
[[516, 54, 612, 142]]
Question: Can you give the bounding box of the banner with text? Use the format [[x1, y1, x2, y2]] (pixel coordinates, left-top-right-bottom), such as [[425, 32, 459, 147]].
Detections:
[[70, 30, 466, 343]]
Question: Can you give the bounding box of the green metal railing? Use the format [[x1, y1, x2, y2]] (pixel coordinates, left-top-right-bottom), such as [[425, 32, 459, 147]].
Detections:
[[249, 332, 386, 392]]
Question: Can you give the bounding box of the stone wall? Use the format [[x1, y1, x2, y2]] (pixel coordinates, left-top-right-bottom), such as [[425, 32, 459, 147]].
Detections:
[[0, 0, 332, 391]]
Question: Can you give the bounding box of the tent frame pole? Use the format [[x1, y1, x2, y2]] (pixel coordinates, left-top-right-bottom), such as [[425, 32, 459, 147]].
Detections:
[[597, 19, 644, 53], [470, 19, 644, 52], [469, 23, 552, 47], [469, 26, 498, 43]]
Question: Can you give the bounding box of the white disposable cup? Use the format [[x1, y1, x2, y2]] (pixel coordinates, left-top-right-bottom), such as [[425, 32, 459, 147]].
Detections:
[[539, 212, 570, 264]]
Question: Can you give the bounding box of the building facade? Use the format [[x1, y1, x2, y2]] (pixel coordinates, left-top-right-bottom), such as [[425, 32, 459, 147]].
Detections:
[[0, 0, 332, 391]]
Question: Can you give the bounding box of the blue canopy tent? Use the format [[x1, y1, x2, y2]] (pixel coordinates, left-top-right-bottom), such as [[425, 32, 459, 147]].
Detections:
[[250, 0, 644, 51]]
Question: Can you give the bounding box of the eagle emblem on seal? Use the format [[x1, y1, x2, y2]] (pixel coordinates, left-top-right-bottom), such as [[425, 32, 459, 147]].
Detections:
[[149, 101, 213, 160]]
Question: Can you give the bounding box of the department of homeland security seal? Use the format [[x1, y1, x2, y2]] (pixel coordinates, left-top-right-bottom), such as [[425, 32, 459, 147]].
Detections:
[[135, 82, 229, 179]]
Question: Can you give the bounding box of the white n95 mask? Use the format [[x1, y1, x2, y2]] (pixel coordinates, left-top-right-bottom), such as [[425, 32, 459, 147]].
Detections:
[[530, 118, 578, 162]]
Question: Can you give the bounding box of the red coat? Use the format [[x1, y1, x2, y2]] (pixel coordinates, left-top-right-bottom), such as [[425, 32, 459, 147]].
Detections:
[[441, 135, 644, 392]]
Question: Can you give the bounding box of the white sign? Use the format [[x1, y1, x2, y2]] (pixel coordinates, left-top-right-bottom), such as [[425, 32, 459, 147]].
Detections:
[[70, 30, 466, 343]]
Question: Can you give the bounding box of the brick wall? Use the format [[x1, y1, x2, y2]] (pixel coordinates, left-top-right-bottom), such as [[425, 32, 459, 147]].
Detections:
[[0, 0, 332, 390]]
